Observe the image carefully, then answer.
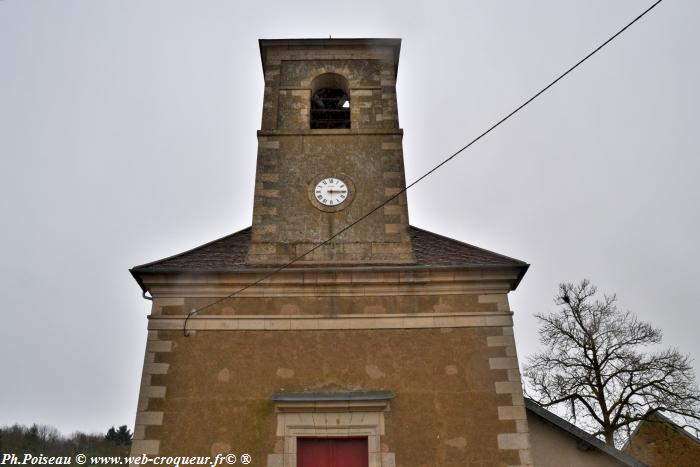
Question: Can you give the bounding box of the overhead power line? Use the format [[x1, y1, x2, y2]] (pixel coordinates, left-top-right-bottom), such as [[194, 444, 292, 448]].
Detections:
[[182, 0, 664, 336]]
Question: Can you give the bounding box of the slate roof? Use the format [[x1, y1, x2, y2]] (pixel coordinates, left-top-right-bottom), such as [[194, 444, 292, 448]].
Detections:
[[131, 225, 528, 275]]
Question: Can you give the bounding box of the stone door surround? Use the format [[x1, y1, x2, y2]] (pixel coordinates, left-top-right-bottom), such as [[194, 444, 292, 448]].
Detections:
[[269, 391, 395, 467]]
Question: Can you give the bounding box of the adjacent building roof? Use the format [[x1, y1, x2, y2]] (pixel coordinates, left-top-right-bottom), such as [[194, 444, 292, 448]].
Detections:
[[525, 398, 647, 467], [131, 225, 528, 274]]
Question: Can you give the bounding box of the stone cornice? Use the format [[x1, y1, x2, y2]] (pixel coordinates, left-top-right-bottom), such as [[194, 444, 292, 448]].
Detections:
[[257, 129, 403, 137], [258, 38, 402, 75], [137, 266, 524, 298]]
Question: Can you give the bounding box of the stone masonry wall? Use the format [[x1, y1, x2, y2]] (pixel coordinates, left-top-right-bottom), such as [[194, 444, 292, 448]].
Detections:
[[249, 42, 411, 265], [624, 415, 700, 467], [260, 45, 398, 131], [134, 327, 524, 467], [131, 292, 533, 467], [247, 132, 413, 264]]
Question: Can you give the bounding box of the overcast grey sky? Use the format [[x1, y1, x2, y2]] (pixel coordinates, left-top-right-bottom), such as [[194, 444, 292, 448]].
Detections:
[[1, 0, 698, 435]]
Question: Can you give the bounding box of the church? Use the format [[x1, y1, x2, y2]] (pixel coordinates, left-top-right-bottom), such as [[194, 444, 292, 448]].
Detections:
[[129, 38, 534, 467]]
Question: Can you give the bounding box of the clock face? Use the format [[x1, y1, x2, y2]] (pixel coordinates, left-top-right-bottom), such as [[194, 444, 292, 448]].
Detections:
[[314, 177, 348, 206]]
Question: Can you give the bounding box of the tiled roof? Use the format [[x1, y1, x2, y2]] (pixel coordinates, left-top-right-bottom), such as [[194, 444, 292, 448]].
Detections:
[[132, 227, 253, 273], [131, 225, 528, 273], [410, 226, 527, 267]]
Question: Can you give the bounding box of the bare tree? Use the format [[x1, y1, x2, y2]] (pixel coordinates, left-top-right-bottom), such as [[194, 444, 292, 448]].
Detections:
[[524, 279, 700, 446]]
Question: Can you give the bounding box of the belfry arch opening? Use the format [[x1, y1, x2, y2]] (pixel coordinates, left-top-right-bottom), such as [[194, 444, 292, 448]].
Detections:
[[310, 73, 351, 129]]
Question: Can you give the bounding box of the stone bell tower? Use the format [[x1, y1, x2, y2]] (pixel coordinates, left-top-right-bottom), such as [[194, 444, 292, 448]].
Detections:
[[129, 38, 533, 467], [247, 39, 414, 265]]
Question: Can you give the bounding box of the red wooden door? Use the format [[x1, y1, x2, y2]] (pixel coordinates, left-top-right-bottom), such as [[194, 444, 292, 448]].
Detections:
[[297, 437, 368, 467]]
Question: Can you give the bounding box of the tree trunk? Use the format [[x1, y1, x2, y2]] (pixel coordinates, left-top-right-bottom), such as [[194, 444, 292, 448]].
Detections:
[[605, 430, 615, 446]]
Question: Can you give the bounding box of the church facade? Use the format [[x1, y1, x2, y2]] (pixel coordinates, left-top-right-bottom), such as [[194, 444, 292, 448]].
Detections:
[[130, 38, 532, 467]]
